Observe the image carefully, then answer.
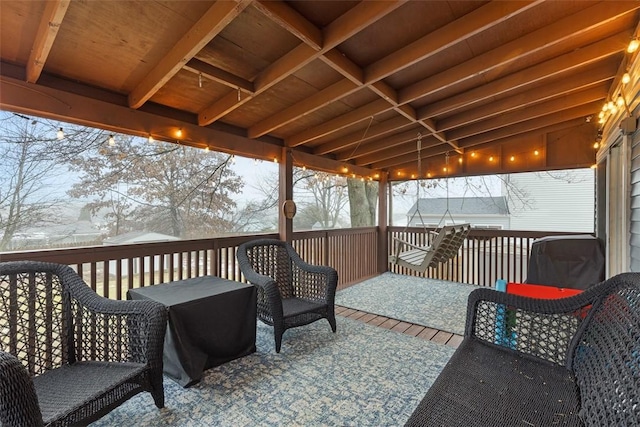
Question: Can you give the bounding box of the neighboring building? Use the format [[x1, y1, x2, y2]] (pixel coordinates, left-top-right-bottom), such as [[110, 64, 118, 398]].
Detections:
[[103, 231, 180, 277], [505, 169, 594, 232], [404, 169, 595, 232], [406, 196, 510, 229], [102, 231, 180, 245]]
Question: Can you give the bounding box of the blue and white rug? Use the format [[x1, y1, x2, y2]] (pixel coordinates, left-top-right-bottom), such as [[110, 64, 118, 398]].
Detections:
[[91, 318, 455, 426], [336, 272, 480, 335]]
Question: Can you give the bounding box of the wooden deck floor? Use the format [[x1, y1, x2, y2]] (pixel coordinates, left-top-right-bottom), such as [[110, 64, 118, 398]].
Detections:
[[335, 305, 464, 349]]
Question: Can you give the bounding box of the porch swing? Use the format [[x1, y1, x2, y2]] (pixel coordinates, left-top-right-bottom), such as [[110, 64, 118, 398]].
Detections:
[[389, 134, 471, 273]]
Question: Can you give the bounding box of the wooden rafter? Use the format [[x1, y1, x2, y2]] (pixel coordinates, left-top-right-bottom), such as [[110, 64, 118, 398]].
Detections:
[[26, 0, 70, 84], [198, 0, 403, 126], [128, 0, 251, 109]]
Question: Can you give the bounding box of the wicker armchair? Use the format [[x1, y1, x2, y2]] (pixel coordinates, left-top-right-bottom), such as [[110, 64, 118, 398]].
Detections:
[[0, 261, 167, 427], [405, 272, 640, 426], [237, 239, 338, 353]]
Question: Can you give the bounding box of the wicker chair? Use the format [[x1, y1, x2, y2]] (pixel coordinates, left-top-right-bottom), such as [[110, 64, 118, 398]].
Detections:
[[0, 261, 167, 427], [405, 272, 640, 426], [237, 239, 338, 353]]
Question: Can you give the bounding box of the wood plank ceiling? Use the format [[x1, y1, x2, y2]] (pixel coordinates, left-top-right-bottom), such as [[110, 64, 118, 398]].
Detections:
[[1, 0, 639, 181]]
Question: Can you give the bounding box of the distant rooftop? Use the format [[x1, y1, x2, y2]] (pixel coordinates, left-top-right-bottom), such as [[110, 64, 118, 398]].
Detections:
[[408, 197, 509, 216]]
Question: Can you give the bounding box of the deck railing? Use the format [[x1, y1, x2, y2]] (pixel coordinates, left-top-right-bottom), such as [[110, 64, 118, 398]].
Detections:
[[0, 227, 590, 299], [388, 227, 591, 287]]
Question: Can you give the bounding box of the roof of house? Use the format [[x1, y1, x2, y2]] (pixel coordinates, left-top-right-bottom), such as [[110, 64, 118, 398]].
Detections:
[[408, 197, 509, 216], [103, 231, 180, 245]]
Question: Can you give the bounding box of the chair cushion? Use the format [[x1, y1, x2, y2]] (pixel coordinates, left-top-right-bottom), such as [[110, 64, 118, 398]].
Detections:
[[282, 297, 326, 318], [405, 338, 583, 427], [33, 361, 146, 424]]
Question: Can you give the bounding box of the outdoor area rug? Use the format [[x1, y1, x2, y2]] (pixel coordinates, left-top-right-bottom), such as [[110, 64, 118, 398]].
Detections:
[[335, 272, 481, 336], [90, 317, 455, 427]]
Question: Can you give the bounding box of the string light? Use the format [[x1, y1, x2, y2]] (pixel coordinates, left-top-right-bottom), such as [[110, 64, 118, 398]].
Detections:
[[622, 72, 631, 85], [509, 155, 515, 162], [470, 151, 477, 158], [627, 37, 639, 53], [534, 150, 539, 156], [57, 128, 64, 140], [148, 135, 154, 143], [489, 156, 495, 162], [176, 128, 183, 139]]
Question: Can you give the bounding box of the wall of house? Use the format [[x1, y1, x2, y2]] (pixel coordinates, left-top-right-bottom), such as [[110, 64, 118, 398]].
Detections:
[[507, 170, 595, 232]]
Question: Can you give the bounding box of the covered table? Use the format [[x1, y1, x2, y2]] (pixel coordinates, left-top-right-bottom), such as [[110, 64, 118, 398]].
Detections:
[[526, 235, 605, 290], [128, 276, 256, 387]]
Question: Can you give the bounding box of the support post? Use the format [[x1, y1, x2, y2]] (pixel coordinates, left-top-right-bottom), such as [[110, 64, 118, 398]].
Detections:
[[377, 173, 389, 273], [279, 147, 294, 243]]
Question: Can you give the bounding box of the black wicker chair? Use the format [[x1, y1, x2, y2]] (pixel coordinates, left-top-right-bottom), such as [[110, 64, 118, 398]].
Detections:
[[237, 238, 338, 353], [0, 261, 167, 427], [405, 272, 640, 426]]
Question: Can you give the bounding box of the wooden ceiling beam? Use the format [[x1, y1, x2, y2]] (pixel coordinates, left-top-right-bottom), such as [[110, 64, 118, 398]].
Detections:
[[253, 0, 323, 50], [365, 0, 541, 83], [400, 1, 639, 105], [280, 0, 538, 150], [448, 84, 608, 141], [418, 32, 628, 119], [199, 43, 317, 125], [200, 0, 401, 127], [437, 61, 617, 131], [184, 58, 254, 93], [458, 101, 602, 149], [339, 128, 428, 162], [322, 0, 406, 49], [384, 143, 458, 174], [351, 132, 442, 165], [248, 79, 359, 138], [128, 0, 250, 109], [26, 0, 70, 84], [285, 98, 390, 147], [313, 116, 413, 155], [454, 117, 588, 157], [368, 141, 451, 171]]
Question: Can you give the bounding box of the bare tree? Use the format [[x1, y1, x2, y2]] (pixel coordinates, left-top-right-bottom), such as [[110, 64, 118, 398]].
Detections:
[[0, 114, 75, 250], [68, 137, 243, 239]]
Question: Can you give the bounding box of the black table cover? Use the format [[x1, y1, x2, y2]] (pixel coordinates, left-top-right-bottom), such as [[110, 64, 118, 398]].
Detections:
[[526, 235, 605, 290], [128, 276, 256, 387]]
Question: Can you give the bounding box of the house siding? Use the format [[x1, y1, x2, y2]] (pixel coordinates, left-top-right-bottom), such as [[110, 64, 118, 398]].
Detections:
[[507, 170, 595, 232]]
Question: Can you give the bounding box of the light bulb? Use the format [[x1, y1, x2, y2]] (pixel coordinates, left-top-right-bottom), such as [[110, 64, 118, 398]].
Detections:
[[489, 156, 494, 162], [510, 156, 515, 162], [622, 72, 631, 85], [458, 157, 463, 164], [627, 38, 639, 53], [108, 135, 115, 146], [57, 128, 64, 140], [616, 95, 625, 107], [176, 128, 183, 138], [148, 135, 154, 143], [534, 150, 539, 156]]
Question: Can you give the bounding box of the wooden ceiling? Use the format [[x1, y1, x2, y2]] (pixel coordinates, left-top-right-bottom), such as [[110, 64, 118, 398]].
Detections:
[[1, 0, 639, 180]]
